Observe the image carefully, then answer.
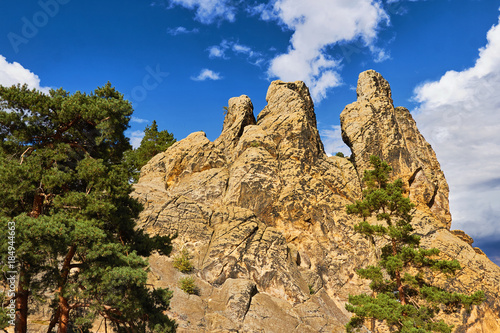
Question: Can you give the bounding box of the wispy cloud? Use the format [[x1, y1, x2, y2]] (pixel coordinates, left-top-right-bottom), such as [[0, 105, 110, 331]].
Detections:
[[207, 40, 264, 65], [167, 26, 199, 35], [166, 0, 236, 24], [131, 116, 149, 124], [232, 43, 252, 55], [0, 55, 51, 93], [191, 68, 222, 81], [253, 0, 390, 102], [413, 12, 500, 240]]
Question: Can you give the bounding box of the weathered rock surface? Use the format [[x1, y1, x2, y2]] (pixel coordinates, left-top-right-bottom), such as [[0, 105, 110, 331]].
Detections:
[[341, 70, 451, 228], [132, 73, 500, 332]]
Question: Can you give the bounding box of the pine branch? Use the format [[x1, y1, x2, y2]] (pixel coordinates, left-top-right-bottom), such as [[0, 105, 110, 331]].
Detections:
[[19, 146, 33, 164]]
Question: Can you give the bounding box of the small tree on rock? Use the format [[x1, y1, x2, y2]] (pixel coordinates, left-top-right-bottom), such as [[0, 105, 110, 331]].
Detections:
[[345, 156, 484, 333]]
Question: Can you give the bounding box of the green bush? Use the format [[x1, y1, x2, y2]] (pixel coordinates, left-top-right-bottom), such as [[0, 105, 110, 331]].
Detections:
[[172, 249, 193, 273], [178, 276, 198, 295], [308, 284, 315, 295], [250, 141, 260, 147]]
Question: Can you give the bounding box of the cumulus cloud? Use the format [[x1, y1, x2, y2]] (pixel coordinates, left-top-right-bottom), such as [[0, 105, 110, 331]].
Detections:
[[413, 13, 500, 240], [258, 0, 389, 101], [191, 68, 223, 81], [167, 0, 236, 24], [167, 26, 199, 35], [0, 55, 51, 93]]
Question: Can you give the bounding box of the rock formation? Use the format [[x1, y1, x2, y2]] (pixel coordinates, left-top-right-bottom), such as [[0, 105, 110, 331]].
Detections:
[[132, 71, 500, 332], [340, 70, 451, 228]]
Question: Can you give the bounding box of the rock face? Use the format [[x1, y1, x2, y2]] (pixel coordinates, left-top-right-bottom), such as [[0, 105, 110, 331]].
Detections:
[[132, 73, 500, 332], [340, 70, 451, 228]]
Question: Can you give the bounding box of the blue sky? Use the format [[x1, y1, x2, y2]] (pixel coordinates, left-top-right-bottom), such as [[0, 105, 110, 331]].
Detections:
[[1, 0, 499, 265]]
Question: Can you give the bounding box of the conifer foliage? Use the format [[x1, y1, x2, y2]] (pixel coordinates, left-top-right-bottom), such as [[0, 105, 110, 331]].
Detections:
[[125, 120, 175, 182], [0, 83, 175, 332], [345, 156, 484, 333]]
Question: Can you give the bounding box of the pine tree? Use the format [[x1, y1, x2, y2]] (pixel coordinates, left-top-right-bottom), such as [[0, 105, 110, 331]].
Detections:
[[0, 83, 176, 332], [345, 156, 484, 333], [124, 120, 175, 182]]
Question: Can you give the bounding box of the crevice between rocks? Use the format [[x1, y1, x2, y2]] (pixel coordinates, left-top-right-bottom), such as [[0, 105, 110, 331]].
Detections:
[[427, 184, 439, 209], [242, 284, 259, 321], [201, 229, 215, 266], [226, 225, 260, 258], [408, 167, 423, 187]]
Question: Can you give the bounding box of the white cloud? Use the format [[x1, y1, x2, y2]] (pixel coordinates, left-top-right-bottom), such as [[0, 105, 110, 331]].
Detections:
[[232, 43, 252, 55], [207, 40, 264, 65], [259, 0, 389, 102], [168, 0, 236, 24], [413, 13, 500, 240], [167, 26, 199, 35], [131, 116, 149, 124], [247, 3, 278, 21], [167, 1, 390, 100], [320, 125, 351, 157], [129, 130, 145, 149], [0, 55, 51, 93], [208, 46, 226, 58], [369, 45, 391, 63], [232, 42, 264, 65], [191, 68, 223, 81], [208, 40, 230, 59]]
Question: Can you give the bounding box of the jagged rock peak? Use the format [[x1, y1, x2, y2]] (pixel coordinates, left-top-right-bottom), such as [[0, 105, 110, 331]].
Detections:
[[257, 80, 325, 163], [341, 70, 451, 228], [259, 80, 316, 125], [357, 69, 393, 102], [265, 80, 314, 108], [225, 95, 255, 133], [214, 95, 256, 157], [214, 81, 324, 164]]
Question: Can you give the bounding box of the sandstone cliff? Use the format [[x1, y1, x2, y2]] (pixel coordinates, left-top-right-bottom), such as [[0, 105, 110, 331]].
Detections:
[[132, 70, 500, 332]]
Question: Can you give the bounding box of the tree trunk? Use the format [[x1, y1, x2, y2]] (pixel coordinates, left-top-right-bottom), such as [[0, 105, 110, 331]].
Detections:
[[392, 238, 406, 305], [17, 190, 44, 331], [395, 269, 406, 305], [55, 245, 77, 333], [46, 308, 60, 333], [15, 268, 29, 333], [28, 192, 44, 218], [57, 296, 70, 333]]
